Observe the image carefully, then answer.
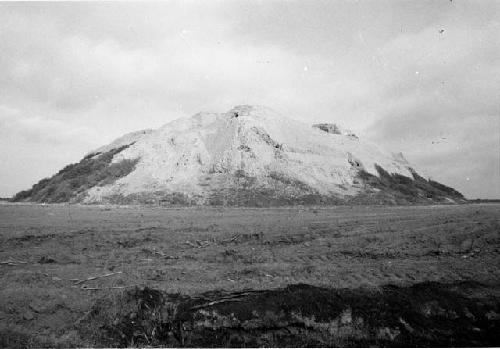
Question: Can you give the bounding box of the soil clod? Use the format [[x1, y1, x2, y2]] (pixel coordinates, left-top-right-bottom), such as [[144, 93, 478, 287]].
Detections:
[[38, 256, 56, 264]]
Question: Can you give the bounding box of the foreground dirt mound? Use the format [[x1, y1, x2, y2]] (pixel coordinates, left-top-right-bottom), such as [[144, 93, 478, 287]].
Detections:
[[79, 281, 500, 347]]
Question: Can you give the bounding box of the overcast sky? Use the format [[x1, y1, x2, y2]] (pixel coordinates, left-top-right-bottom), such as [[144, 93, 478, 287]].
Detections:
[[0, 1, 498, 199]]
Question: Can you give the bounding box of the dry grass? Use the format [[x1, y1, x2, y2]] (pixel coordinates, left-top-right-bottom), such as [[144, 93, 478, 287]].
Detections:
[[0, 203, 499, 346]]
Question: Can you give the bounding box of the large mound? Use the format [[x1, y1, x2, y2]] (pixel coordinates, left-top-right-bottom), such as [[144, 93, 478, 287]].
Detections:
[[12, 105, 464, 205]]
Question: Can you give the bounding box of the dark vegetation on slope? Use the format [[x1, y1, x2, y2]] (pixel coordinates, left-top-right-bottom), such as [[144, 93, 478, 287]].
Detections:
[[209, 166, 466, 206], [78, 281, 500, 347], [97, 171, 340, 206], [206, 171, 338, 207], [469, 198, 500, 203], [355, 165, 465, 204], [11, 144, 139, 203], [92, 165, 466, 206]]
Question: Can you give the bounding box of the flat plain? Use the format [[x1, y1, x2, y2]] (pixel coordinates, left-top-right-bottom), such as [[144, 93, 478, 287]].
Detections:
[[0, 203, 499, 347]]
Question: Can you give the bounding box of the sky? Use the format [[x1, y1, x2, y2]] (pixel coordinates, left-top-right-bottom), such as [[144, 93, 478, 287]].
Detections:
[[0, 0, 499, 199]]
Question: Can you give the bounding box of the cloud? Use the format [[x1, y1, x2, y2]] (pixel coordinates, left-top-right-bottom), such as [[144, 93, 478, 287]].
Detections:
[[0, 1, 498, 198], [0, 2, 371, 126], [0, 104, 99, 146], [0, 104, 101, 197], [0, 105, 98, 147], [361, 18, 500, 199]]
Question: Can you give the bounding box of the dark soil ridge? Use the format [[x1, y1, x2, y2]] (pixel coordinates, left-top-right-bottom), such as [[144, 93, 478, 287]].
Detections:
[[78, 281, 500, 347]]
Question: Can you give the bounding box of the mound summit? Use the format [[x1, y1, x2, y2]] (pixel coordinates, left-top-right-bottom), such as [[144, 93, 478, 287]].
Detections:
[[13, 105, 464, 205]]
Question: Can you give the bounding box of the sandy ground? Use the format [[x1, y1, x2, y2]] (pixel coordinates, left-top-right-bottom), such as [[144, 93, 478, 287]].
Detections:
[[0, 203, 499, 346]]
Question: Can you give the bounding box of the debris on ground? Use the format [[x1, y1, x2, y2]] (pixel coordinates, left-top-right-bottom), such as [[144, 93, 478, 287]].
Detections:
[[0, 259, 28, 266], [38, 256, 56, 264]]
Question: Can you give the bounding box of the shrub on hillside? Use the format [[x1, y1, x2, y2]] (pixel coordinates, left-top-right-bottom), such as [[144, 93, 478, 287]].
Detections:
[[356, 164, 464, 203], [11, 144, 138, 203], [428, 179, 464, 198]]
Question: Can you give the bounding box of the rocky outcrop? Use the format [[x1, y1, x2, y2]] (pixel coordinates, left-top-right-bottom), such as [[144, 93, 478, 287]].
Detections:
[[313, 123, 357, 138]]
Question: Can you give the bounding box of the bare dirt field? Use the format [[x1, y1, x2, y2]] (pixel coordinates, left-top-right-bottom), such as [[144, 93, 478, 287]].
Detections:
[[0, 203, 499, 347]]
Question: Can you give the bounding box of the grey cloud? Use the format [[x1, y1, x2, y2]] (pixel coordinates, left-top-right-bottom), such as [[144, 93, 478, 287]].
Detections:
[[0, 1, 498, 198], [0, 108, 98, 147]]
